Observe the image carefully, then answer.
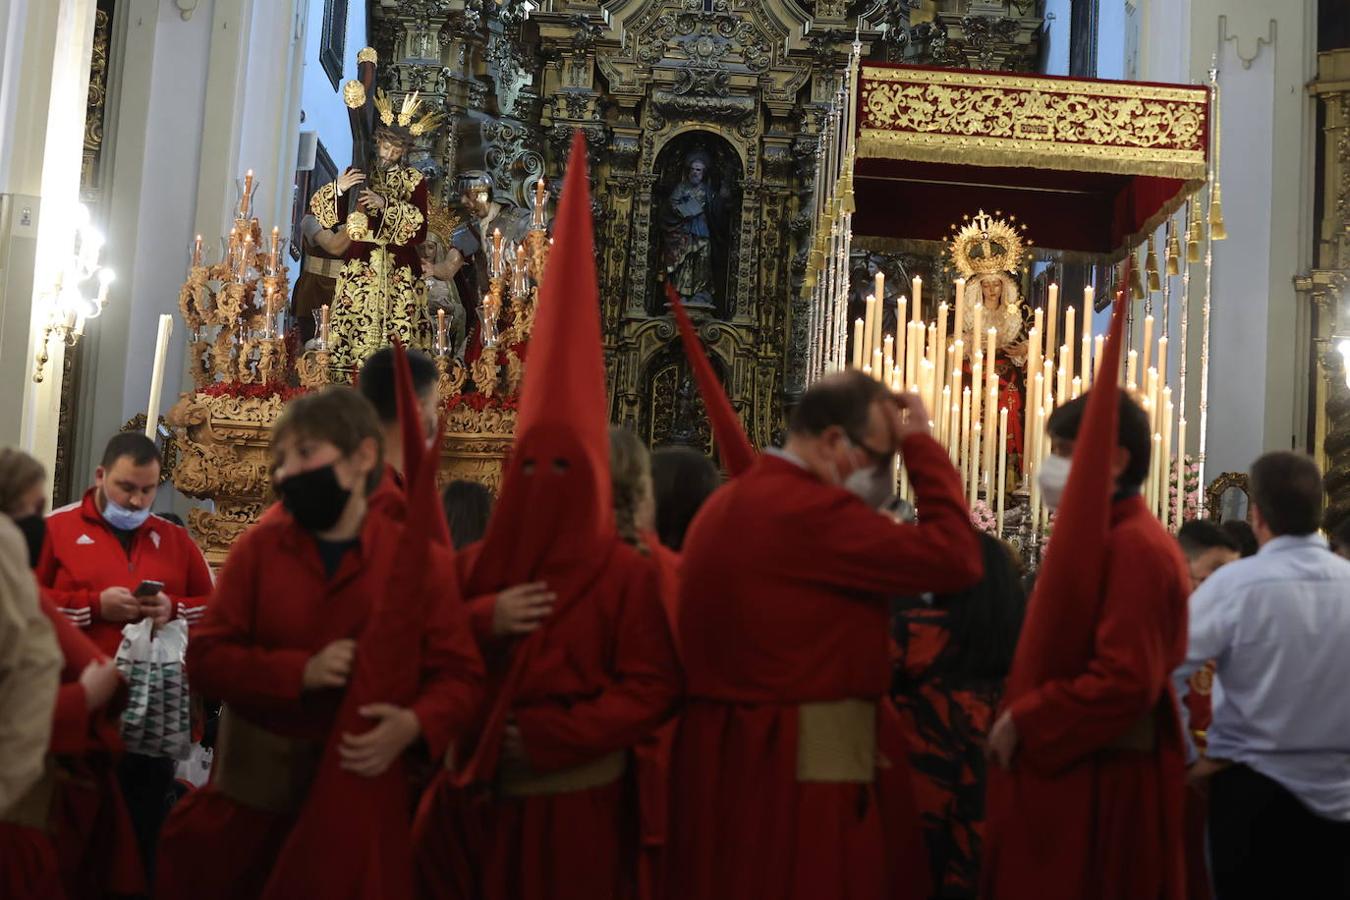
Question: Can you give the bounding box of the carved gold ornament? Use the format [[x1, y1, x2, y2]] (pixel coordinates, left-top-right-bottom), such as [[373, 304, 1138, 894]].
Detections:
[[343, 80, 367, 110], [858, 66, 1209, 180], [948, 209, 1029, 278], [356, 46, 378, 65], [373, 88, 443, 136]]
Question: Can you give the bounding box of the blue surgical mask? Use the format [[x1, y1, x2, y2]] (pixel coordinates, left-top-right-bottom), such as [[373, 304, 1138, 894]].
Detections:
[[102, 496, 152, 531]]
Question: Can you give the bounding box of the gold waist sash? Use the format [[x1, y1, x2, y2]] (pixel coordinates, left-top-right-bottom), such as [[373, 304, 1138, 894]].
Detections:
[[303, 255, 345, 279], [1, 761, 56, 831], [212, 709, 322, 814], [796, 699, 878, 784], [498, 750, 626, 798]]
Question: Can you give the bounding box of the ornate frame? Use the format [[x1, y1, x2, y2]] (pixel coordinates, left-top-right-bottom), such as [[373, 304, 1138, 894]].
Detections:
[[1205, 471, 1250, 523]]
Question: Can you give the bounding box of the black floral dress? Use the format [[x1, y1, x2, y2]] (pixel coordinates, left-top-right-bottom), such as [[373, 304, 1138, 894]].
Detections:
[[890, 604, 1004, 899]]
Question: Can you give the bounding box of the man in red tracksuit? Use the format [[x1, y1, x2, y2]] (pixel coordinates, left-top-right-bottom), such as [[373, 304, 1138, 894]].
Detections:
[[37, 432, 213, 885]]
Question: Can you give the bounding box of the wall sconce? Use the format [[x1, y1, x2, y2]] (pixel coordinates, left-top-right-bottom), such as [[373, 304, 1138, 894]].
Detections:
[[32, 204, 114, 382]]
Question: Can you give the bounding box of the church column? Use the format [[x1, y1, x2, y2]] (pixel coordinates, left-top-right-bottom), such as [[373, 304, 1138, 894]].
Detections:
[[0, 0, 98, 500]]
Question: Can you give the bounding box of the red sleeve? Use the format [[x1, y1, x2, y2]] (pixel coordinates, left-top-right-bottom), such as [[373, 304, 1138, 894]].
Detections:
[[37, 596, 107, 753], [185, 534, 311, 710], [1010, 527, 1182, 774], [515, 559, 681, 773], [35, 539, 98, 628], [409, 552, 486, 761], [467, 594, 496, 644], [783, 434, 982, 598], [169, 530, 214, 626]]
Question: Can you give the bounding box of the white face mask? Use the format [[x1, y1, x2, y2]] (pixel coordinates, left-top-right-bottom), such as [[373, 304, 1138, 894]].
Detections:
[[1037, 453, 1072, 510], [844, 464, 895, 509]]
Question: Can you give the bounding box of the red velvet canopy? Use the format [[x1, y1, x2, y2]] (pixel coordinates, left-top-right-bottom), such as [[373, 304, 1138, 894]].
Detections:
[[852, 63, 1210, 258]]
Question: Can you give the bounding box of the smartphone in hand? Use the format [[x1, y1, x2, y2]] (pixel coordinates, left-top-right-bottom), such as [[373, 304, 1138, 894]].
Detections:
[[133, 579, 165, 598]]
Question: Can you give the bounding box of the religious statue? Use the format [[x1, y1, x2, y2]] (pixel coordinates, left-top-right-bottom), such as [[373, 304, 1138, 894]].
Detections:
[[419, 203, 469, 359], [951, 210, 1030, 359], [308, 90, 441, 371], [660, 150, 730, 312], [292, 212, 350, 346], [950, 209, 1032, 456]]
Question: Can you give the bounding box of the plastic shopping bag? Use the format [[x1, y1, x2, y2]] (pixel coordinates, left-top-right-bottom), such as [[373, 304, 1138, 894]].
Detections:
[[115, 619, 191, 760]]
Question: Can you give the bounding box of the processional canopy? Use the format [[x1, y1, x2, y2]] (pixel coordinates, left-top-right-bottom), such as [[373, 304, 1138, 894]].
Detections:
[[852, 64, 1211, 258]]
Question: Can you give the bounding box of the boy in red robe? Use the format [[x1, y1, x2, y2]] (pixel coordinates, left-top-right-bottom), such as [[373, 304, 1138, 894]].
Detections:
[[669, 369, 982, 900], [155, 386, 483, 900], [412, 132, 680, 900], [982, 302, 1188, 900]]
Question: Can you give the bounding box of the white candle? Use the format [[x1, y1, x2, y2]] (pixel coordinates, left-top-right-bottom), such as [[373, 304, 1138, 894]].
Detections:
[[1094, 335, 1105, 380], [1127, 349, 1138, 391], [997, 407, 1008, 538], [852, 318, 864, 369], [1064, 305, 1076, 386], [912, 276, 923, 322], [961, 387, 973, 497], [1046, 283, 1059, 368], [145, 314, 174, 439], [896, 297, 908, 383], [935, 302, 949, 397], [953, 278, 966, 349], [862, 295, 876, 371], [1142, 315, 1155, 374], [1082, 285, 1094, 385]]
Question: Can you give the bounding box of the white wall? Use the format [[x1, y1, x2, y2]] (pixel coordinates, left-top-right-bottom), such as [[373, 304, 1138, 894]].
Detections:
[[1041, 0, 1072, 76]]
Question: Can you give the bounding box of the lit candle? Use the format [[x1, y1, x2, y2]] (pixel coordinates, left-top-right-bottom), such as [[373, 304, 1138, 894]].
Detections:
[[269, 226, 280, 273], [1071, 376, 1082, 400], [895, 296, 908, 382], [1158, 335, 1169, 388], [239, 236, 254, 281], [984, 382, 998, 496], [533, 177, 548, 227], [883, 334, 895, 386], [1082, 285, 1094, 385], [961, 387, 973, 497], [862, 295, 876, 370], [240, 169, 254, 218], [950, 399, 961, 463], [970, 421, 982, 508], [1094, 335, 1105, 380], [953, 278, 966, 349], [875, 270, 885, 310], [1046, 283, 1059, 368], [997, 407, 1008, 538], [852, 318, 864, 369], [939, 385, 952, 448], [1126, 349, 1138, 390], [1175, 417, 1188, 524], [1142, 315, 1155, 373], [872, 348, 882, 379], [935, 302, 949, 393], [192, 234, 203, 267], [320, 304, 330, 346], [145, 315, 173, 439], [1041, 358, 1054, 411], [437, 308, 448, 355], [912, 276, 922, 321], [1064, 305, 1076, 384]]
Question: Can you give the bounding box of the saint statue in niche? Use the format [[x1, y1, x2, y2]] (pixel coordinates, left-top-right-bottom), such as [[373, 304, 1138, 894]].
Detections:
[[659, 149, 731, 312]]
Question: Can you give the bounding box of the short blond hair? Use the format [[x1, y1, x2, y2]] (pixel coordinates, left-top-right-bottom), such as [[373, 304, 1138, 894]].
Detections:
[[0, 447, 45, 515]]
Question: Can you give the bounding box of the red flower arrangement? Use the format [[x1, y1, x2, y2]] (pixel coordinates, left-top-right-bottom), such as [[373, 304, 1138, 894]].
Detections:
[[197, 381, 310, 403]]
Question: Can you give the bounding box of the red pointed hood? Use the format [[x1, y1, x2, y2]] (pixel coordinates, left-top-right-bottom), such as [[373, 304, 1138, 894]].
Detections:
[[470, 131, 613, 589], [1003, 294, 1125, 700], [665, 280, 756, 476]]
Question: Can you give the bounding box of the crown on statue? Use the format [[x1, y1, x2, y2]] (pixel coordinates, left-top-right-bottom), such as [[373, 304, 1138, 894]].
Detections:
[[372, 89, 443, 137], [948, 209, 1031, 278]]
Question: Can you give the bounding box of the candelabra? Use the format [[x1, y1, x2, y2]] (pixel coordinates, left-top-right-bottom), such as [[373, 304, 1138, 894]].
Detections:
[[33, 204, 114, 382]]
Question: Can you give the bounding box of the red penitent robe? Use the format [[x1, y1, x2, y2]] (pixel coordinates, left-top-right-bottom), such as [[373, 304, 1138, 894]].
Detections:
[[0, 596, 141, 900], [982, 496, 1189, 900], [413, 538, 680, 900], [668, 433, 982, 900], [154, 506, 482, 900]]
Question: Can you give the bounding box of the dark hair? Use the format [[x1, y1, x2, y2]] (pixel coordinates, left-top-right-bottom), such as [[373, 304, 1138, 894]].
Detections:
[[357, 347, 438, 424], [1220, 519, 1259, 558], [1330, 518, 1350, 555], [272, 387, 384, 494], [1250, 451, 1322, 537], [789, 369, 888, 439], [441, 480, 493, 549], [1046, 390, 1151, 490], [1177, 520, 1239, 559], [929, 534, 1026, 682], [650, 446, 720, 551], [101, 432, 161, 470]]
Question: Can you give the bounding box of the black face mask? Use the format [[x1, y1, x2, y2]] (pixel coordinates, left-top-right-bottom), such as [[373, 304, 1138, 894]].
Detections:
[[12, 515, 45, 569], [276, 465, 351, 533]]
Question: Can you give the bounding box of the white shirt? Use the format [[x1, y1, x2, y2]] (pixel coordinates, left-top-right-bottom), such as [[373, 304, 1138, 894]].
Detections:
[[1174, 533, 1350, 820]]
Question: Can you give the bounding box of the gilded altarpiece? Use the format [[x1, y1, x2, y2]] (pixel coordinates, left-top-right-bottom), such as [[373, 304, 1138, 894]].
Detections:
[[368, 0, 862, 449]]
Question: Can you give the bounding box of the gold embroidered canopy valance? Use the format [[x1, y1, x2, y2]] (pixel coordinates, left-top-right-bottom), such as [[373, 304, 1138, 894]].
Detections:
[[849, 64, 1211, 256]]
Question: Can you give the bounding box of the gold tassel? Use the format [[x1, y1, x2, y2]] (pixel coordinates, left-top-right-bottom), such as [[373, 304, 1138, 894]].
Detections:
[[1146, 238, 1161, 293], [1166, 225, 1181, 275], [1187, 200, 1203, 263], [839, 173, 856, 215], [1209, 183, 1227, 241], [1130, 250, 1147, 300]]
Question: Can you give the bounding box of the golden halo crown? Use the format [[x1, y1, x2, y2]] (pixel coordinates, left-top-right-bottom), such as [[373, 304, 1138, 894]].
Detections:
[[372, 89, 443, 137], [948, 209, 1031, 278], [424, 201, 464, 247]]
